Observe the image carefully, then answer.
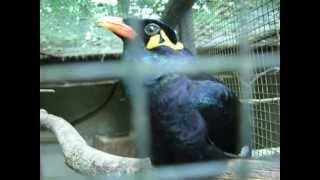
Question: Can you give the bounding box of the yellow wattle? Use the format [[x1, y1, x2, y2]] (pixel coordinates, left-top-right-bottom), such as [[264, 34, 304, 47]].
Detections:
[[146, 30, 184, 50]]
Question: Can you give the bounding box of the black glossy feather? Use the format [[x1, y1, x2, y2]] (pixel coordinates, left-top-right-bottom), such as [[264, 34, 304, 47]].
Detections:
[[119, 18, 243, 165], [146, 74, 231, 164]]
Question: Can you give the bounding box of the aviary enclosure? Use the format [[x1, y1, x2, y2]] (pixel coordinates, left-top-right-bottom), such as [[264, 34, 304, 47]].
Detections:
[[40, 0, 280, 179]]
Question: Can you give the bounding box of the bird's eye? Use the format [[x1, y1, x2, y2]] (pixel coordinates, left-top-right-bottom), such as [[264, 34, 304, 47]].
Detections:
[[144, 23, 160, 36]]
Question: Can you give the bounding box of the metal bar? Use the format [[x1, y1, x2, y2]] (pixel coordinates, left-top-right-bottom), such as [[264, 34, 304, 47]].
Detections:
[[125, 77, 151, 159], [237, 0, 253, 178], [40, 55, 279, 87], [126, 79, 152, 180], [40, 61, 124, 87]]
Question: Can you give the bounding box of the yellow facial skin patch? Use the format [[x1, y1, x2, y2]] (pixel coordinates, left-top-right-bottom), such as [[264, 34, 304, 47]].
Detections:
[[146, 30, 184, 50]]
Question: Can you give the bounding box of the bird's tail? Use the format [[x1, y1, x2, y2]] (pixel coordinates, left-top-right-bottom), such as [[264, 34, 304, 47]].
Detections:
[[238, 146, 251, 158], [223, 146, 251, 159]]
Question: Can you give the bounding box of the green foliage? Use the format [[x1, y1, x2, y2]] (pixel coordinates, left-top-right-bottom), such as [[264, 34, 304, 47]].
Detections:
[[40, 0, 280, 56]]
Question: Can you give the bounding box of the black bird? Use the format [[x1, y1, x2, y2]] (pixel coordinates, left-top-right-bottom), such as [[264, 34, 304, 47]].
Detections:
[[97, 17, 249, 165]]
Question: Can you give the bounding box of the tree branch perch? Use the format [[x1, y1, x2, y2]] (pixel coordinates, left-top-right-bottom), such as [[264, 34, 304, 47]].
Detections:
[[40, 109, 279, 179], [40, 109, 152, 176]]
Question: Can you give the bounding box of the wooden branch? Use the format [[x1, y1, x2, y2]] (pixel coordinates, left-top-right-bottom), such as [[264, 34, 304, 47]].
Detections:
[[40, 109, 152, 176], [161, 0, 197, 28]]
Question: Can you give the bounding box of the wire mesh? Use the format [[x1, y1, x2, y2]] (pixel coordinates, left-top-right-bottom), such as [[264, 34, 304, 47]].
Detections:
[[193, 0, 280, 157]]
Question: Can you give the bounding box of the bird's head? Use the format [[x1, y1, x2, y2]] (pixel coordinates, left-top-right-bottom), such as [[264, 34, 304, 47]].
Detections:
[[97, 16, 185, 57], [97, 16, 192, 85]]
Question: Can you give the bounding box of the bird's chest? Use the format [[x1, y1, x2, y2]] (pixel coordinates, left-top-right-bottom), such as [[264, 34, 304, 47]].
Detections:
[[146, 78, 207, 145], [150, 109, 208, 150], [147, 77, 191, 115]]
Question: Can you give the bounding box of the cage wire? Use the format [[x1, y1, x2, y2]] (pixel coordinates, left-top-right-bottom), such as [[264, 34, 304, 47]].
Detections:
[[193, 0, 280, 158], [40, 0, 280, 179]]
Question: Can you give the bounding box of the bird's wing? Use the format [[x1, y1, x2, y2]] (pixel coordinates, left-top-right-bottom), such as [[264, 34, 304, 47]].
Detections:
[[189, 79, 241, 154], [189, 80, 235, 110]]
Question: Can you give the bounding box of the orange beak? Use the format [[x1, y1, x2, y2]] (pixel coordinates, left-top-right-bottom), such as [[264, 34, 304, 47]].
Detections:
[[96, 16, 136, 41]]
